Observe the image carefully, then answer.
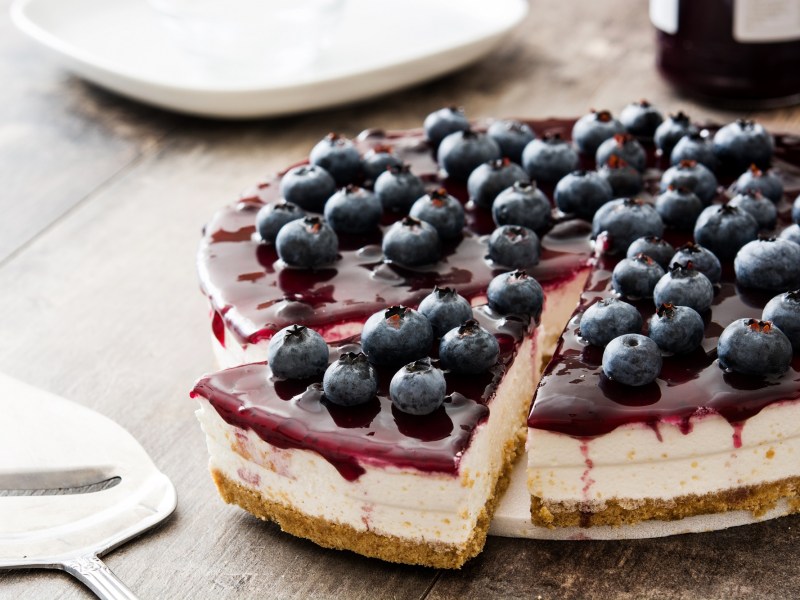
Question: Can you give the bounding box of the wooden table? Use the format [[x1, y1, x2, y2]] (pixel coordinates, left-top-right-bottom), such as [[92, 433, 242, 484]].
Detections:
[[2, 1, 799, 598]]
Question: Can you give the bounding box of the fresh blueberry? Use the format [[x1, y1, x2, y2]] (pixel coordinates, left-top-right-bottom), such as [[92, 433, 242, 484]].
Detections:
[[256, 200, 305, 243], [793, 195, 800, 224], [280, 165, 337, 212], [763, 290, 800, 351], [437, 129, 501, 183], [717, 318, 792, 376], [693, 204, 759, 261], [602, 334, 662, 386], [648, 303, 705, 355], [572, 110, 625, 155], [439, 320, 500, 374], [781, 224, 800, 246], [591, 197, 664, 255], [597, 157, 644, 197], [389, 358, 446, 416], [362, 145, 402, 181], [487, 120, 536, 163], [735, 165, 784, 203], [492, 182, 552, 234], [728, 191, 778, 230], [424, 106, 470, 149], [382, 217, 441, 267], [659, 160, 718, 204], [734, 238, 800, 291], [521, 134, 579, 183], [467, 158, 529, 209], [612, 254, 666, 299], [579, 298, 642, 347], [486, 270, 544, 319], [554, 170, 613, 221], [596, 134, 647, 172], [267, 325, 329, 380], [670, 132, 718, 171], [361, 305, 433, 367], [323, 352, 377, 407], [653, 264, 715, 313], [275, 216, 339, 268], [670, 242, 722, 284], [309, 133, 362, 186], [487, 225, 541, 268], [409, 188, 465, 240], [620, 100, 664, 139], [374, 164, 426, 213], [324, 186, 382, 235], [654, 111, 698, 156], [713, 119, 774, 172], [655, 186, 704, 230], [627, 236, 675, 269], [418, 287, 473, 338]]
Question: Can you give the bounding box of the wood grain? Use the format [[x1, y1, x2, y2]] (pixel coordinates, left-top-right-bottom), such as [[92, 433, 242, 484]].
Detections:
[[1, 0, 799, 598]]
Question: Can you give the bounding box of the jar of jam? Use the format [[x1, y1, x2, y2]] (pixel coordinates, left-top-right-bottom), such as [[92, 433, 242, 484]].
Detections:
[[650, 0, 800, 108]]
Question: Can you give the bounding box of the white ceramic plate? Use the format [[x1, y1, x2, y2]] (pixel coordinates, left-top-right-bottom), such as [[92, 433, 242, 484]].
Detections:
[[12, 0, 528, 118]]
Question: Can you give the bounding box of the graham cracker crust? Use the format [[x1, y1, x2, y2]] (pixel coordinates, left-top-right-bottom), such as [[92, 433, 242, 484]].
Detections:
[[211, 429, 525, 569], [531, 476, 800, 528]]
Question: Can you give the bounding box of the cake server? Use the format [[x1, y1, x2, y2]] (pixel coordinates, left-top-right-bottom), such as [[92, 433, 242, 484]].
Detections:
[[0, 373, 177, 599]]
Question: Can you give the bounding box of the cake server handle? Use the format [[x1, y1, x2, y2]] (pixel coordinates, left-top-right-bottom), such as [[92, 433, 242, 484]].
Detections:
[[61, 554, 138, 600]]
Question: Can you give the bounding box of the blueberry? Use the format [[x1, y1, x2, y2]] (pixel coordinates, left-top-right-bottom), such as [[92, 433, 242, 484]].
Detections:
[[374, 164, 426, 213], [389, 358, 447, 416], [487, 225, 541, 269], [627, 236, 675, 269], [659, 160, 718, 204], [382, 217, 441, 267], [693, 204, 759, 261], [602, 334, 662, 386], [267, 325, 329, 380], [591, 197, 664, 255], [439, 320, 500, 374], [763, 290, 800, 351], [486, 270, 544, 318], [734, 238, 800, 291], [280, 165, 337, 212], [728, 191, 778, 230], [596, 134, 647, 172], [554, 170, 613, 221], [655, 186, 704, 230], [713, 119, 774, 172], [670, 242, 722, 283], [409, 189, 465, 240], [309, 133, 362, 186], [362, 145, 402, 181], [424, 106, 470, 149], [487, 120, 536, 163], [717, 318, 792, 376], [579, 298, 642, 347], [361, 305, 433, 366], [735, 165, 784, 203], [572, 110, 625, 155], [648, 303, 705, 355], [492, 181, 552, 234], [437, 129, 501, 183], [620, 100, 664, 139], [323, 352, 377, 406], [653, 264, 715, 313], [781, 224, 800, 246], [467, 158, 529, 209], [670, 132, 718, 171], [324, 186, 382, 235], [794, 195, 800, 224], [256, 200, 305, 243], [654, 111, 698, 156], [521, 134, 579, 183], [597, 157, 644, 197], [275, 216, 339, 268], [418, 287, 473, 338], [612, 254, 665, 299]]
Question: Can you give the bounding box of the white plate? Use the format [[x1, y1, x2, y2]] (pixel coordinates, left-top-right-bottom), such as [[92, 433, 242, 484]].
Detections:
[[11, 0, 528, 118]]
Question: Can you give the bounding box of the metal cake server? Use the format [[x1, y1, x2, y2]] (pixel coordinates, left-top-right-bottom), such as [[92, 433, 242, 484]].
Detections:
[[0, 373, 177, 599]]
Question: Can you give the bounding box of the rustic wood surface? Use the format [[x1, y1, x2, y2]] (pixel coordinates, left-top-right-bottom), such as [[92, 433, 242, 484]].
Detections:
[[2, 0, 799, 598]]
